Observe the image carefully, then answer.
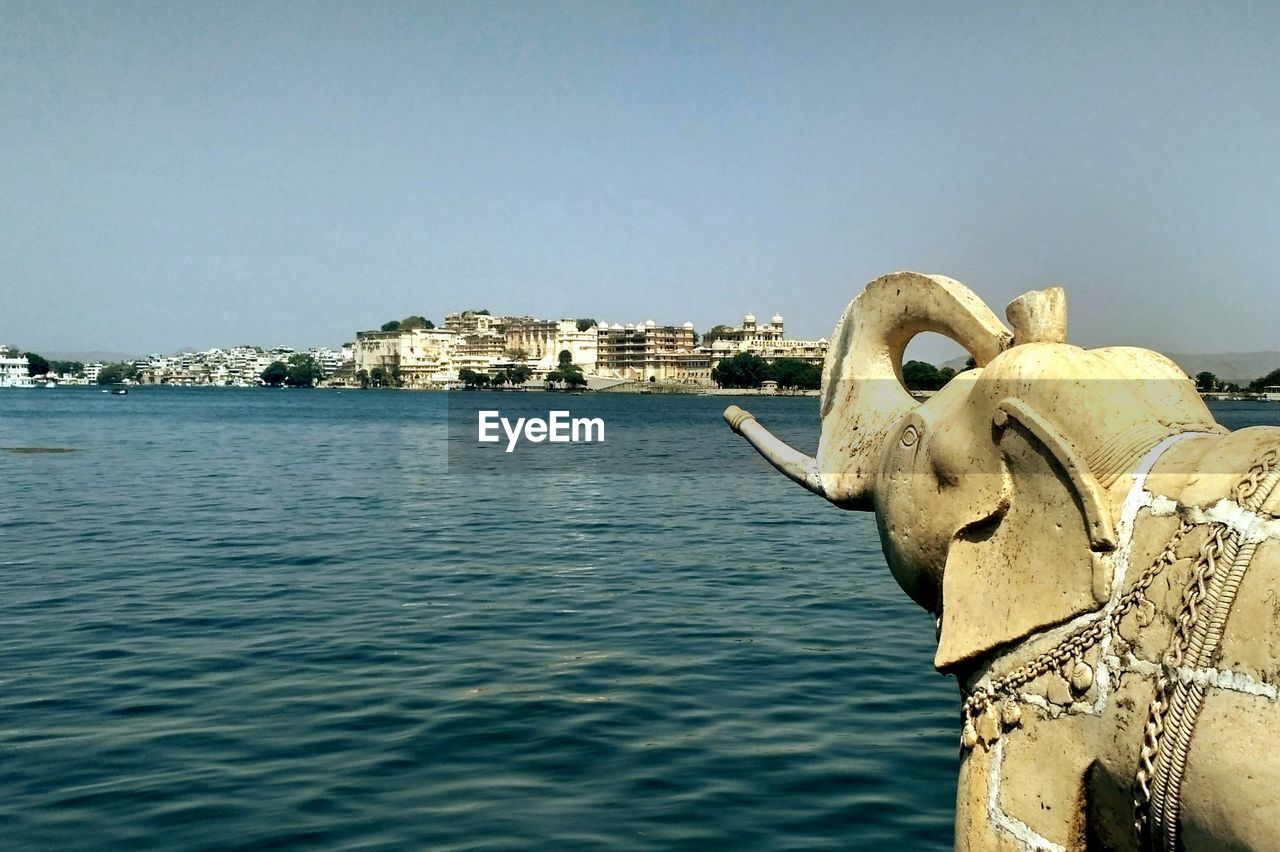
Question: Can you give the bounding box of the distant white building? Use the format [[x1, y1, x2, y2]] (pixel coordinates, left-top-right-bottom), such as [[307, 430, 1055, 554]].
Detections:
[[353, 327, 460, 387], [504, 318, 599, 373], [703, 312, 829, 374], [594, 319, 702, 383], [355, 314, 602, 386], [309, 346, 352, 375], [0, 354, 34, 388]]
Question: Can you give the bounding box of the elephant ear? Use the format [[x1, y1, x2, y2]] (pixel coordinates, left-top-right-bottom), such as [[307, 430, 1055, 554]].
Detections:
[[934, 398, 1118, 672]]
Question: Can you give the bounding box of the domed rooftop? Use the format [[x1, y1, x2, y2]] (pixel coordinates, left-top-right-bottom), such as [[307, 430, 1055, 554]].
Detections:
[[682, 321, 694, 329], [744, 313, 756, 323], [772, 313, 784, 324], [644, 319, 656, 328], [611, 323, 624, 330]]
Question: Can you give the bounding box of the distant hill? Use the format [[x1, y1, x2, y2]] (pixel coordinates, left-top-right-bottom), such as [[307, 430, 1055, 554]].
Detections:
[[939, 351, 1280, 385], [940, 355, 972, 372], [1159, 352, 1280, 385]]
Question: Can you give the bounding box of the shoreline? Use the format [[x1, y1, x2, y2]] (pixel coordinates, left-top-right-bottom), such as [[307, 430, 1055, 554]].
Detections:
[[15, 385, 1279, 403]]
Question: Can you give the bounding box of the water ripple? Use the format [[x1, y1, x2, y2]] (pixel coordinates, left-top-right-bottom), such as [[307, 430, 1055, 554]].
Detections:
[[27, 390, 1261, 847]]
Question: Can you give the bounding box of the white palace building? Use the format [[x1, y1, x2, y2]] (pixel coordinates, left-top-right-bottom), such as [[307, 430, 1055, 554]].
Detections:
[[0, 354, 34, 388], [350, 309, 831, 389]]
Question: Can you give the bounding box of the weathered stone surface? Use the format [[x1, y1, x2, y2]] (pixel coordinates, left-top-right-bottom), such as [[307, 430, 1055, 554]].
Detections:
[[997, 712, 1092, 847], [1179, 691, 1280, 850], [1216, 538, 1280, 682], [1089, 670, 1158, 852], [1044, 674, 1075, 708], [1157, 427, 1279, 510]]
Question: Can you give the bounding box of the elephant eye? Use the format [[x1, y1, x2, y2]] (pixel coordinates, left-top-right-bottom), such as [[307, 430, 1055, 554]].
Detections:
[[901, 424, 920, 447]]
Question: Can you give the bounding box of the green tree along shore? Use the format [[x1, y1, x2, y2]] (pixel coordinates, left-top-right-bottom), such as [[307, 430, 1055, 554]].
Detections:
[[7, 349, 85, 378], [261, 354, 324, 387], [711, 355, 958, 392], [285, 353, 323, 387], [547, 350, 587, 389], [260, 361, 288, 387], [24, 352, 50, 376], [1193, 368, 1280, 394], [456, 359, 570, 390], [900, 360, 957, 391], [494, 363, 533, 387], [96, 363, 140, 385], [1250, 369, 1280, 392], [458, 368, 490, 389], [704, 352, 1280, 394], [711, 354, 822, 390]]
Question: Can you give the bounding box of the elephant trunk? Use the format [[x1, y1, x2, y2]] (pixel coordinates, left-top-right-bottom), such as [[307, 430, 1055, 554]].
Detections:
[[724, 405, 826, 497], [816, 272, 1012, 509]]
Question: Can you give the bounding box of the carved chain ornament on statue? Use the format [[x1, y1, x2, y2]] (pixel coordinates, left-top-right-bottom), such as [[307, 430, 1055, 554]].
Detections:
[[724, 272, 1280, 852]]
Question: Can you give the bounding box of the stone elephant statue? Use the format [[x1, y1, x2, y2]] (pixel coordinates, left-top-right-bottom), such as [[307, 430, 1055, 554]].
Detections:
[[724, 271, 1280, 851]]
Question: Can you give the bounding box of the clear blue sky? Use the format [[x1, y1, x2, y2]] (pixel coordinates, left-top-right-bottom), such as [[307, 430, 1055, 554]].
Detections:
[[2, 1, 1277, 359]]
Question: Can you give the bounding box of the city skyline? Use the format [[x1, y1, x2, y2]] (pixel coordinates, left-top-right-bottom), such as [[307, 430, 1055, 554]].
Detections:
[[9, 305, 803, 361], [3, 3, 1279, 362]]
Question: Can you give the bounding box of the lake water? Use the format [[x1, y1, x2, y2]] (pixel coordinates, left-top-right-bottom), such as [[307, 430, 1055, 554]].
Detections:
[[3, 389, 1277, 851]]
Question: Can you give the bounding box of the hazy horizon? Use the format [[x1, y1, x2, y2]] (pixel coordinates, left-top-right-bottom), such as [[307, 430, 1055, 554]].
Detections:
[[3, 1, 1278, 362]]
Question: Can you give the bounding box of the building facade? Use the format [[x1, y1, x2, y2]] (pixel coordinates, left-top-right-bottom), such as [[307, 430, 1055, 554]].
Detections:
[[504, 318, 598, 371], [343, 308, 825, 389], [595, 320, 699, 382], [705, 313, 828, 372], [0, 355, 34, 387], [444, 312, 508, 374], [353, 327, 460, 387], [132, 345, 348, 386]]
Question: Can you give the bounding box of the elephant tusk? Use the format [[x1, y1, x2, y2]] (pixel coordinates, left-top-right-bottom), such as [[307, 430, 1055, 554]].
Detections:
[[724, 406, 827, 498]]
